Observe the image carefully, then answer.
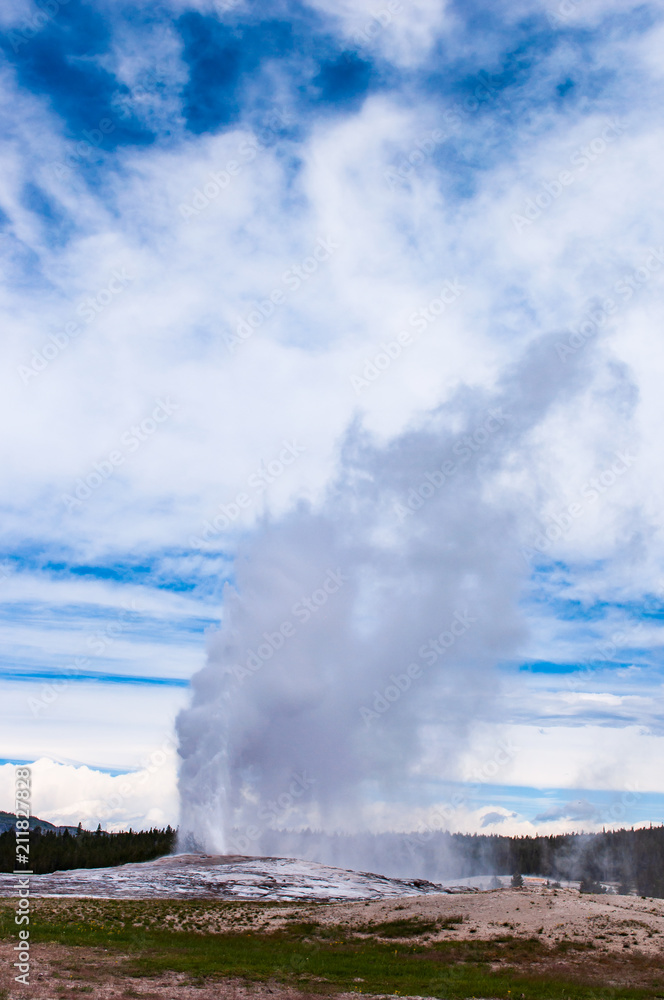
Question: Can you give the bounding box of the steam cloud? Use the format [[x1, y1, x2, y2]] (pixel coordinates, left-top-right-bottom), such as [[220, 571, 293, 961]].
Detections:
[[177, 335, 593, 860]]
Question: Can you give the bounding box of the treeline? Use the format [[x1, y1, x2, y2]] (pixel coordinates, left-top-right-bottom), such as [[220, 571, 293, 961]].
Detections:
[[0, 824, 176, 874], [2, 819, 663, 896], [472, 826, 664, 897], [258, 824, 664, 897]]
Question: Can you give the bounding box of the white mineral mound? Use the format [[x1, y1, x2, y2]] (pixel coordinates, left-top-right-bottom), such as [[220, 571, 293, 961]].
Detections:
[[0, 853, 478, 900]]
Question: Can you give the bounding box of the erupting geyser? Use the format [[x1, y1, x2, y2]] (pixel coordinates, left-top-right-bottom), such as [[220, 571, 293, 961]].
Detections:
[[177, 335, 593, 867]]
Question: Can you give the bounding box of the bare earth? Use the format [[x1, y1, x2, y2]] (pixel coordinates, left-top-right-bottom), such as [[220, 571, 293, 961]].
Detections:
[[2, 886, 664, 999], [315, 884, 664, 955], [1, 942, 344, 1000]]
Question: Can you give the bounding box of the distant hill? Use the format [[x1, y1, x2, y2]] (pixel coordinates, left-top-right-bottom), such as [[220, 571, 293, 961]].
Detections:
[[0, 811, 78, 835]]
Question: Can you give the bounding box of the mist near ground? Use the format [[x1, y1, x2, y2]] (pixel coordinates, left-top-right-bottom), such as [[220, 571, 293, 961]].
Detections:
[[233, 825, 664, 895]]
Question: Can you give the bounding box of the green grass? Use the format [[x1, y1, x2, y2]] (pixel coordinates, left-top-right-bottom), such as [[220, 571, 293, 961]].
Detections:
[[363, 916, 453, 937], [0, 899, 661, 999]]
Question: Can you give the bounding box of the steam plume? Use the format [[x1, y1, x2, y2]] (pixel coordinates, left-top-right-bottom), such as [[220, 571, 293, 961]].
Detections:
[[177, 335, 591, 856]]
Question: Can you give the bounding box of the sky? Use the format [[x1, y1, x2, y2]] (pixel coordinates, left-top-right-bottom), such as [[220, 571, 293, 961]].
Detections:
[[0, 0, 663, 843]]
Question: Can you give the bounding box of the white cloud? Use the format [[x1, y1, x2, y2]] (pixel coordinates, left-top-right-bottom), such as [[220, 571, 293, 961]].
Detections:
[[454, 723, 664, 793], [0, 756, 178, 831], [0, 682, 186, 773], [302, 0, 451, 68]]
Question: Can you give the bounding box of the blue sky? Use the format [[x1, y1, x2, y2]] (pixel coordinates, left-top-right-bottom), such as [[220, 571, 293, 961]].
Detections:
[[0, 0, 663, 838]]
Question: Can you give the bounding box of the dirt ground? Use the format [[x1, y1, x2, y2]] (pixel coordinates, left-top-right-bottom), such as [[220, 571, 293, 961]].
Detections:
[[2, 886, 664, 999], [313, 884, 664, 955], [0, 942, 350, 1000]]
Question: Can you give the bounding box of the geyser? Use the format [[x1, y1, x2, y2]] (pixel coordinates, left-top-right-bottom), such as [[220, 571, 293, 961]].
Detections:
[[177, 334, 593, 864]]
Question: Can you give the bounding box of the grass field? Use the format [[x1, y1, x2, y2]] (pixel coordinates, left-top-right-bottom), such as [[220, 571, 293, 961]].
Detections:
[[1, 898, 663, 999]]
